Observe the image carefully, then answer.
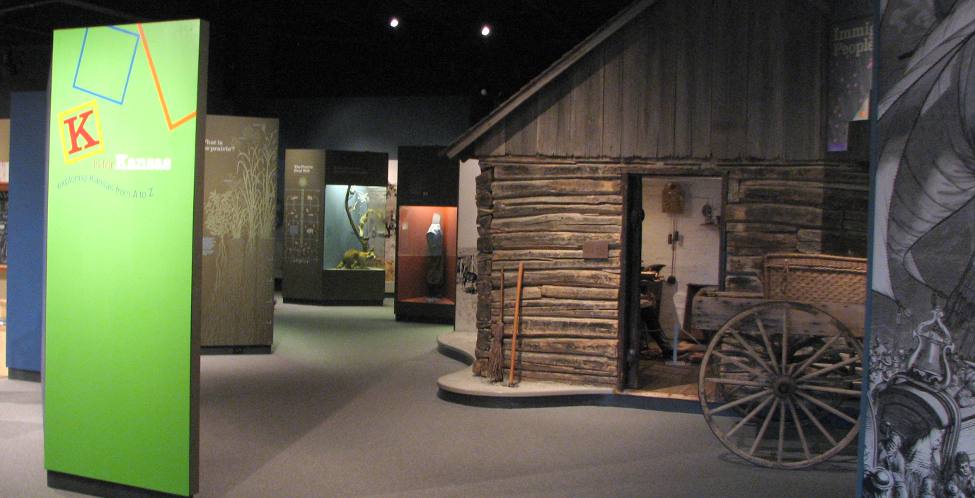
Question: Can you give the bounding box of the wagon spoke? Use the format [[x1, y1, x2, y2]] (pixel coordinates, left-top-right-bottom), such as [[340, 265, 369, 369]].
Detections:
[[796, 398, 838, 446], [704, 377, 767, 388], [755, 317, 780, 374], [730, 330, 776, 375], [776, 400, 786, 463], [711, 389, 773, 415], [798, 384, 861, 397], [726, 395, 775, 438], [796, 391, 857, 425], [791, 335, 842, 377], [797, 355, 861, 383], [781, 307, 789, 372], [713, 351, 766, 378], [749, 400, 779, 456], [788, 400, 812, 461]]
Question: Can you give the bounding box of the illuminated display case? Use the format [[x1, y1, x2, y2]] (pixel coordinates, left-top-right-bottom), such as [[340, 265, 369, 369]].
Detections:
[[283, 149, 388, 305], [321, 150, 388, 304], [395, 146, 458, 323]]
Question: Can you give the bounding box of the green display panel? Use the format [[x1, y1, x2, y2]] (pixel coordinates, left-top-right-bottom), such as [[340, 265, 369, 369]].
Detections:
[[45, 20, 207, 496]]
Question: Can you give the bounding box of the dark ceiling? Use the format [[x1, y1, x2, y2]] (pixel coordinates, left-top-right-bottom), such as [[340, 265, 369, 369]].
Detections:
[[1, 0, 635, 116]]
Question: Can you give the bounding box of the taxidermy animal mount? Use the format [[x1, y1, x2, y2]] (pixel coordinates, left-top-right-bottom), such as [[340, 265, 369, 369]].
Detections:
[[337, 248, 376, 269], [337, 186, 384, 269]]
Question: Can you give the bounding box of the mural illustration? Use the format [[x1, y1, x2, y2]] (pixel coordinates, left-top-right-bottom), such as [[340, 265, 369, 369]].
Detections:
[[863, 2, 975, 497]]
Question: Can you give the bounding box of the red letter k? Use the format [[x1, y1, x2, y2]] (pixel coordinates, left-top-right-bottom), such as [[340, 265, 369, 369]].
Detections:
[[63, 110, 100, 154]]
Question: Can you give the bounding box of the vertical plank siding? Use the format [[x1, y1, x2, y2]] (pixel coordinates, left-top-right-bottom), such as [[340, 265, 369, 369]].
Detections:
[[474, 0, 828, 162]]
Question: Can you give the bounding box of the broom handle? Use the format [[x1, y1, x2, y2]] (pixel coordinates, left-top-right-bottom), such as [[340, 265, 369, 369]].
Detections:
[[508, 262, 525, 386], [499, 269, 504, 329]]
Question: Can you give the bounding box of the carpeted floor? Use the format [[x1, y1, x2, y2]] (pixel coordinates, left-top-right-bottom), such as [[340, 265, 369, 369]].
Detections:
[[0, 300, 857, 497]]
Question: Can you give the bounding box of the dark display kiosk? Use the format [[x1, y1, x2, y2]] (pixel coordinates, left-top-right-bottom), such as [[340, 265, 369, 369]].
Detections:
[[283, 149, 389, 305], [394, 146, 458, 323]]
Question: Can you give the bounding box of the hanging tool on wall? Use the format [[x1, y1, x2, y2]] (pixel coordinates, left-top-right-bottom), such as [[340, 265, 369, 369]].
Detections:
[[508, 262, 525, 387], [662, 182, 685, 284], [486, 269, 505, 382]]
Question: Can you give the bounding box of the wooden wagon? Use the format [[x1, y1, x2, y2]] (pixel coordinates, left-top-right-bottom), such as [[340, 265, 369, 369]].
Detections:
[[690, 253, 867, 469]]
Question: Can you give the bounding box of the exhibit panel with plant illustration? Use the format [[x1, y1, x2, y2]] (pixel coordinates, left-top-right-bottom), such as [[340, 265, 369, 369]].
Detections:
[[201, 115, 278, 348], [44, 19, 206, 496], [861, 2, 975, 497]]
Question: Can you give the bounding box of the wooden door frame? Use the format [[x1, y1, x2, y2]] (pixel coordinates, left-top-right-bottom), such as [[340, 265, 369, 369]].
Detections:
[[617, 170, 729, 391]]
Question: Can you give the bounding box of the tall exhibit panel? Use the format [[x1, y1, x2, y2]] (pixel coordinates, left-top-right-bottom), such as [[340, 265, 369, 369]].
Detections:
[[282, 149, 325, 302], [44, 20, 207, 497], [322, 150, 389, 305], [6, 91, 46, 379], [201, 115, 278, 351], [395, 146, 458, 323], [861, 2, 975, 496]]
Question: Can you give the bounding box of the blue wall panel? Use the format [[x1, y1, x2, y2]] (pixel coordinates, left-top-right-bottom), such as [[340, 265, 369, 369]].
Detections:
[[6, 91, 46, 373]]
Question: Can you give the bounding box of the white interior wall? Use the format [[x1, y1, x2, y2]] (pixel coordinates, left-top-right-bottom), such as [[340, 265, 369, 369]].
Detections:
[[454, 159, 480, 332], [642, 176, 722, 332]]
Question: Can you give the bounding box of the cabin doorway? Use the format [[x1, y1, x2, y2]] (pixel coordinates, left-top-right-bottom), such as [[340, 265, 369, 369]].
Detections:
[[621, 174, 725, 399]]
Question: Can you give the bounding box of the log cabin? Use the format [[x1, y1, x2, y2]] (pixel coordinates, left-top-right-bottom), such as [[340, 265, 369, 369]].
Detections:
[[446, 0, 871, 389]]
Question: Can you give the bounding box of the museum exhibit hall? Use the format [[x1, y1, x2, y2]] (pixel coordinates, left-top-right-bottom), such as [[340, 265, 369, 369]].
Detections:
[[1, 0, 969, 497]]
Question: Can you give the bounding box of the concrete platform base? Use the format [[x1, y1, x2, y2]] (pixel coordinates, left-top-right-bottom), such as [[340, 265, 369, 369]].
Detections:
[[436, 331, 699, 410]]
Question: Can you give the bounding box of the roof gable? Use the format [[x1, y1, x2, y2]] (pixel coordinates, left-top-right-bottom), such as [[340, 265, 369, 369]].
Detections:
[[445, 0, 658, 159]]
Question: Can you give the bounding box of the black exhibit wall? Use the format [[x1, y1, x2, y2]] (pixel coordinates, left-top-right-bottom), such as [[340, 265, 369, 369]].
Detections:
[[201, 115, 279, 352], [282, 149, 326, 303], [395, 146, 459, 323]]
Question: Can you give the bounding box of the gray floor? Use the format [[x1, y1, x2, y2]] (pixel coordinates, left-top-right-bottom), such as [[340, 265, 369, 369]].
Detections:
[[0, 300, 857, 497]]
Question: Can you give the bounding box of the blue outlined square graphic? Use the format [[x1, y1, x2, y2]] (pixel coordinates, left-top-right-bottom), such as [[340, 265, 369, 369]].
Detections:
[[72, 26, 140, 105]]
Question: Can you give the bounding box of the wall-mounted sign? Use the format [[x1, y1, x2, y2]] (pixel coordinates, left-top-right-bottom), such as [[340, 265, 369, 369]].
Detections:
[[827, 18, 873, 152]]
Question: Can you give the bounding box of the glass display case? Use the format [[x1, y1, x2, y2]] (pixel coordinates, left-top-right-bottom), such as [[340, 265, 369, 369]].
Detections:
[[319, 150, 389, 304], [283, 149, 388, 305], [394, 146, 459, 323], [396, 206, 457, 306], [324, 184, 387, 272]]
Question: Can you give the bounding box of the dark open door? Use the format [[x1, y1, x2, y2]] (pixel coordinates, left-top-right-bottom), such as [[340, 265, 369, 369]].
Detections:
[[620, 174, 643, 389]]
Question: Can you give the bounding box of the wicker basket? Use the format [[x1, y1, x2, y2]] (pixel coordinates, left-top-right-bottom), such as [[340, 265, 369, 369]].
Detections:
[[763, 253, 867, 305]]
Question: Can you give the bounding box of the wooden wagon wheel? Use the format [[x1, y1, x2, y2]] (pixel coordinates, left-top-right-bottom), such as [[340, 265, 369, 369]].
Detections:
[[698, 301, 862, 469]]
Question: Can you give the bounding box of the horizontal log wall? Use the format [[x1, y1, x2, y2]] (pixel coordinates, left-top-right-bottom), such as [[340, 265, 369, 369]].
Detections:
[[471, 162, 623, 386], [473, 0, 828, 163], [471, 159, 868, 387], [723, 165, 870, 292]]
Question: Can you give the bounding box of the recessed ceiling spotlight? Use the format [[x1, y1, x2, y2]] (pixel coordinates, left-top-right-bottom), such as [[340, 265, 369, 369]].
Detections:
[[480, 25, 491, 37], [389, 17, 400, 28]]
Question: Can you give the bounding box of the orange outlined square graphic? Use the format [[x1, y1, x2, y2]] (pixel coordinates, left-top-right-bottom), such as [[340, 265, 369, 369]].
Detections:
[[58, 100, 105, 164]]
